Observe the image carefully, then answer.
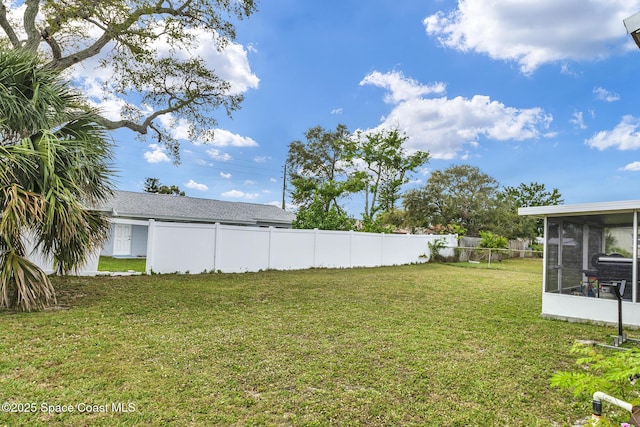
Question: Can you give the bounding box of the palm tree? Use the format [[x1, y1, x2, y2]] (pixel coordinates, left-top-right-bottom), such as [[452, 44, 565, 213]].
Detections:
[[0, 48, 114, 311]]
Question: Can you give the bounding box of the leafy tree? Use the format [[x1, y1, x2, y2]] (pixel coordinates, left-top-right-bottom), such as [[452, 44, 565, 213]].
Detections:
[[143, 177, 161, 194], [502, 181, 563, 208], [352, 128, 429, 221], [292, 197, 354, 231], [376, 208, 406, 229], [483, 196, 538, 240], [0, 48, 114, 311], [0, 0, 257, 161], [144, 177, 185, 196], [286, 124, 364, 225], [499, 182, 563, 238], [403, 165, 499, 236]]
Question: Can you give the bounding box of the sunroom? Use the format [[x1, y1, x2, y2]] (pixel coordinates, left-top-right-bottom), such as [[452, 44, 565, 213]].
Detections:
[[519, 200, 640, 327]]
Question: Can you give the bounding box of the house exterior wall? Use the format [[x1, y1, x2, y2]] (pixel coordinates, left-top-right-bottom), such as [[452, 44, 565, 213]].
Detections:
[[101, 227, 114, 256], [542, 293, 640, 327], [101, 219, 149, 257], [25, 240, 100, 275], [130, 225, 148, 257]]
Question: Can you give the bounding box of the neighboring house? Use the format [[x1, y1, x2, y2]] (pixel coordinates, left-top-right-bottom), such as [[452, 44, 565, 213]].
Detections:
[[94, 190, 296, 258], [519, 200, 640, 328]]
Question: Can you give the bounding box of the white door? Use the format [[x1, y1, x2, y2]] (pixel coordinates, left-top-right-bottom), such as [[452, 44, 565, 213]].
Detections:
[[113, 224, 132, 256]]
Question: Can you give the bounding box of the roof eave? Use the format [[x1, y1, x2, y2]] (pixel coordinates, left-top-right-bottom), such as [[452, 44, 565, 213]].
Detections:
[[519, 200, 640, 217], [107, 212, 257, 225]]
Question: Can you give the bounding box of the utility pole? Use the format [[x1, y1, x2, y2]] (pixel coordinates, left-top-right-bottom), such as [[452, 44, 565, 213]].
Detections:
[[282, 163, 287, 210]]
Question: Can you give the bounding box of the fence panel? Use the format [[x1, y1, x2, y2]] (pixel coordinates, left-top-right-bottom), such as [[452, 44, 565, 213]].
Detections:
[[350, 233, 383, 267], [215, 224, 271, 273], [269, 228, 315, 270], [147, 221, 216, 274], [314, 230, 353, 268], [383, 234, 422, 265], [138, 220, 460, 275]]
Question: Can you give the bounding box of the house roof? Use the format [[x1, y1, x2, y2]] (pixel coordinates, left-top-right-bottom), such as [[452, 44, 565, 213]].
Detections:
[[94, 190, 296, 227]]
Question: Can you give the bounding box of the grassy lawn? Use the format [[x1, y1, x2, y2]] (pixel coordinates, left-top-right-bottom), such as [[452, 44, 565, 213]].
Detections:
[[0, 259, 614, 426], [97, 256, 146, 273], [446, 257, 545, 274]]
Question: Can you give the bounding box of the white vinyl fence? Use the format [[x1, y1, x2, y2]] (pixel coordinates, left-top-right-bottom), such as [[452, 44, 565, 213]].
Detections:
[[145, 220, 457, 274]]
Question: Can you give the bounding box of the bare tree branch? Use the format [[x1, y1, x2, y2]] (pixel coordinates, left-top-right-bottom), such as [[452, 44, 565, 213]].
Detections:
[[0, 2, 20, 47], [1, 0, 257, 159]]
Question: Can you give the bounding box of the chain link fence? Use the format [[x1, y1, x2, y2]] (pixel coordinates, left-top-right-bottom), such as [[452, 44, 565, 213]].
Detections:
[[452, 246, 543, 267]]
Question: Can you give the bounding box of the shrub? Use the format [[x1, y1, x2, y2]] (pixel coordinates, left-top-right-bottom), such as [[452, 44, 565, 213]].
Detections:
[[479, 231, 508, 249], [551, 344, 640, 425], [428, 238, 448, 262]]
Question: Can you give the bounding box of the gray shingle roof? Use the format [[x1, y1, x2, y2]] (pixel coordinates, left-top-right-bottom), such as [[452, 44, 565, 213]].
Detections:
[[95, 191, 296, 227]]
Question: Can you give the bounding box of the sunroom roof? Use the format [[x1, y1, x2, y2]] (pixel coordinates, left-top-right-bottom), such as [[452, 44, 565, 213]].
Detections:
[[518, 200, 640, 217]]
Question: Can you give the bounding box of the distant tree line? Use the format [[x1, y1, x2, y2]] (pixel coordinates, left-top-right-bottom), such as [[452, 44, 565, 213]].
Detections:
[[143, 178, 185, 196], [286, 125, 562, 240]]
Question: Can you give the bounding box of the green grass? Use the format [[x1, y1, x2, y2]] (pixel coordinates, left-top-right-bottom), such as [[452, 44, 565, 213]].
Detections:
[[97, 256, 146, 273], [0, 259, 613, 426], [446, 256, 545, 274]]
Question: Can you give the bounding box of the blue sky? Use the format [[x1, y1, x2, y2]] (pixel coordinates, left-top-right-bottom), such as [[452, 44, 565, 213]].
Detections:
[[79, 1, 640, 215]]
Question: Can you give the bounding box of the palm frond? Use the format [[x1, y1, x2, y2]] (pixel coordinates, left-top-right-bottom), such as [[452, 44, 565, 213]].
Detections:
[[0, 250, 55, 312], [0, 46, 115, 310]]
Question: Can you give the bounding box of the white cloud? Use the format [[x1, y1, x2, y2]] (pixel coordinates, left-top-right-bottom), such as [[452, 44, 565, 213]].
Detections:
[[621, 161, 640, 171], [331, 108, 343, 115], [360, 71, 552, 159], [570, 112, 586, 130], [143, 144, 171, 163], [191, 31, 260, 95], [66, 22, 259, 126], [220, 172, 232, 179], [212, 129, 259, 147], [360, 70, 446, 103], [265, 201, 280, 207], [593, 86, 621, 102], [585, 115, 640, 150], [206, 149, 233, 161], [148, 26, 259, 95], [158, 114, 192, 140], [424, 0, 640, 74], [221, 190, 259, 199], [253, 156, 269, 163], [185, 179, 208, 191]]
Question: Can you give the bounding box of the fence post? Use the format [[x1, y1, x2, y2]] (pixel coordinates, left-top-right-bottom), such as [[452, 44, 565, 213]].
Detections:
[[349, 230, 353, 268], [213, 222, 220, 272], [145, 219, 155, 274], [267, 226, 273, 270], [313, 228, 318, 268]]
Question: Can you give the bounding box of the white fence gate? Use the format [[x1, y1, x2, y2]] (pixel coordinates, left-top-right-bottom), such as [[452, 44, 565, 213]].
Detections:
[[145, 220, 457, 274]]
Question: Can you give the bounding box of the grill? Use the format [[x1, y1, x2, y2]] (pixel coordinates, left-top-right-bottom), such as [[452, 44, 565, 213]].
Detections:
[[592, 253, 634, 285], [590, 253, 636, 345], [588, 253, 636, 300]]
